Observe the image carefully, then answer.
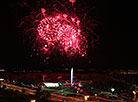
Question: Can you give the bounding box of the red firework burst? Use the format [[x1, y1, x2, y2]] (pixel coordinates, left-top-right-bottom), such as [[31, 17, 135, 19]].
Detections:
[[18, 0, 99, 60], [37, 11, 87, 57]]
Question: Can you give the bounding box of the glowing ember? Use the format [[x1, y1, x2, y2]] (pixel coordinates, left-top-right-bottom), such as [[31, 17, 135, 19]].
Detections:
[[37, 13, 88, 57]]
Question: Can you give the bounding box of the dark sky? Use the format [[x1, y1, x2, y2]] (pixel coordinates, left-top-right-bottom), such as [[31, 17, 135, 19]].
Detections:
[[0, 0, 138, 70]]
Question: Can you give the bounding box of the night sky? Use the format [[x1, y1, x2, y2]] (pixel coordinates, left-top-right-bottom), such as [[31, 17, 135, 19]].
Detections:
[[0, 0, 138, 70]]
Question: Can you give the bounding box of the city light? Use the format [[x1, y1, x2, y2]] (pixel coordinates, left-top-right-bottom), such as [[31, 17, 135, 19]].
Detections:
[[84, 95, 89, 101], [42, 82, 59, 87], [110, 88, 115, 92], [30, 99, 36, 102], [0, 78, 4, 81], [133, 91, 136, 95]]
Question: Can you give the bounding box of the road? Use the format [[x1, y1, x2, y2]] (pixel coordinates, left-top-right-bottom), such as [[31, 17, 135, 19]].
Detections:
[[0, 82, 126, 102]]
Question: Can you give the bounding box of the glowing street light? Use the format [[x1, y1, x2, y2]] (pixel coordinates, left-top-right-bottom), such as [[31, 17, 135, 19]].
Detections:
[[84, 95, 89, 101], [110, 88, 115, 92], [30, 99, 36, 102], [133, 91, 136, 95]]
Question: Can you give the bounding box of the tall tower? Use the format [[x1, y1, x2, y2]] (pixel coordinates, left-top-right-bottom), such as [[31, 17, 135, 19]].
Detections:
[[71, 67, 73, 86]]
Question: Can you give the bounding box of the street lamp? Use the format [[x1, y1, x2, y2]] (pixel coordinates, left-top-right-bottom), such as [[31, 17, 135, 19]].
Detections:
[[30, 99, 36, 102], [84, 95, 89, 101], [110, 88, 115, 92]]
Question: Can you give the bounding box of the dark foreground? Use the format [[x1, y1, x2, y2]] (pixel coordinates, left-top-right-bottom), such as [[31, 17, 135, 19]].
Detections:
[[0, 89, 54, 102]]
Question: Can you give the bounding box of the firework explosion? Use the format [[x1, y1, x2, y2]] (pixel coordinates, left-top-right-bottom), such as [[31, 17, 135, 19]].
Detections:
[[37, 10, 87, 57], [18, 0, 99, 60]]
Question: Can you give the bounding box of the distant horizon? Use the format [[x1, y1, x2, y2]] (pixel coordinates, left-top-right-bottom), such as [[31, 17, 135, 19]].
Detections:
[[1, 65, 138, 72]]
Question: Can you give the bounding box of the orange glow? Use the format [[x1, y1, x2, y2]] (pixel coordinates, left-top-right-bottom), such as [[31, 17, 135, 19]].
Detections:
[[30, 99, 36, 102], [84, 95, 89, 101], [133, 91, 136, 95]]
